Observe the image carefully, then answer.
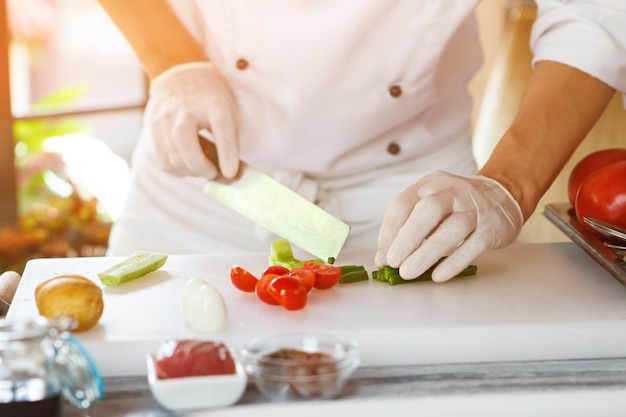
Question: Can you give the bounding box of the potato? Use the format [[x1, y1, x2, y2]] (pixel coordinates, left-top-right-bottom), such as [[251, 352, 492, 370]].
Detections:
[[35, 274, 104, 332]]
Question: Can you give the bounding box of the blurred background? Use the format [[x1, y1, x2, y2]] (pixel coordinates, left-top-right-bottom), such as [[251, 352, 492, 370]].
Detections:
[[0, 0, 624, 274], [0, 0, 144, 272]]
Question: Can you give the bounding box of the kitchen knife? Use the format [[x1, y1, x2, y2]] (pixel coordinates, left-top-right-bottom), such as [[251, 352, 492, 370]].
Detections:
[[198, 130, 350, 261]]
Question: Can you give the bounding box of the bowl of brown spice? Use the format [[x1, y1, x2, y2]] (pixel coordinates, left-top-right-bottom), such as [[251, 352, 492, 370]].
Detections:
[[240, 332, 360, 402]]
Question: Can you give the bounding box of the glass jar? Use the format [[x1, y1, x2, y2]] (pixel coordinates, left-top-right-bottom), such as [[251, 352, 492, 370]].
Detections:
[[0, 317, 104, 416]]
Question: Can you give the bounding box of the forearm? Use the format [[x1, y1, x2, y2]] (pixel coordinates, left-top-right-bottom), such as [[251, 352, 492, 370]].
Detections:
[[477, 60, 615, 221], [97, 0, 207, 79]]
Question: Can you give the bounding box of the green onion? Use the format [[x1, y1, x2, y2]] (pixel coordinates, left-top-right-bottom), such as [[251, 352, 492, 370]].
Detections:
[[372, 258, 478, 285], [339, 265, 366, 274], [385, 264, 477, 286], [270, 239, 296, 262], [303, 258, 324, 264], [339, 269, 369, 284], [269, 258, 304, 270]]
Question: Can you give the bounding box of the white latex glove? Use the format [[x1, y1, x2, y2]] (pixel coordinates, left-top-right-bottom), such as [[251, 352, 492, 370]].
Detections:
[[147, 62, 239, 179], [375, 171, 524, 282]]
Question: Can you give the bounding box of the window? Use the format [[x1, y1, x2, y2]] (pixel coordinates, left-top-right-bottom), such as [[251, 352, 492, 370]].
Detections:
[[1, 0, 146, 272]]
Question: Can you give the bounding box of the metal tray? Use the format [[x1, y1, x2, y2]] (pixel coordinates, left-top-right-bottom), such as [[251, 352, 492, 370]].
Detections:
[[543, 202, 626, 286]]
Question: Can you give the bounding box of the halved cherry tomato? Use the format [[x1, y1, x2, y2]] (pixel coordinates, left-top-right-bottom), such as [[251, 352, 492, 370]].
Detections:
[[288, 267, 316, 292], [261, 265, 290, 280], [230, 265, 259, 293], [255, 274, 280, 305], [268, 275, 308, 311], [303, 262, 342, 290]]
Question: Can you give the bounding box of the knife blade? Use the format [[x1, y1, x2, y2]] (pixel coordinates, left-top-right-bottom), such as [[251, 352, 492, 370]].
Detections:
[[198, 131, 350, 261]]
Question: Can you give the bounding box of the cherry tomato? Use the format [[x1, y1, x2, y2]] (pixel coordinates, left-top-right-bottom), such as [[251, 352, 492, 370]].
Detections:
[[255, 274, 280, 305], [288, 267, 316, 292], [303, 262, 342, 290], [575, 160, 626, 235], [567, 148, 626, 208], [230, 265, 259, 292], [261, 265, 290, 280], [268, 275, 308, 311], [154, 340, 236, 379]]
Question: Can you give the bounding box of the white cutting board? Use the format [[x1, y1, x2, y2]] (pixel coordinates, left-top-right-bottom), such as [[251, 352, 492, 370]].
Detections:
[[8, 242, 626, 377]]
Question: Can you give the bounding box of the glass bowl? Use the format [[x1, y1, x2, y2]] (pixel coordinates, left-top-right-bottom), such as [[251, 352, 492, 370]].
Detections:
[[240, 332, 360, 402], [146, 343, 247, 413]]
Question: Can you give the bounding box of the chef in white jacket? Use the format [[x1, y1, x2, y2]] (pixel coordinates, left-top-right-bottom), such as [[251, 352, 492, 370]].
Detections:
[[97, 0, 626, 283]]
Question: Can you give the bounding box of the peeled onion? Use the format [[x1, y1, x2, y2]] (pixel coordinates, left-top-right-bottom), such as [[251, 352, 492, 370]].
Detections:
[[181, 278, 227, 333]]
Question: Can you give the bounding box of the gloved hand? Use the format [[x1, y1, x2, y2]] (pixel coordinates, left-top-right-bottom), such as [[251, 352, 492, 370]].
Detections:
[[375, 171, 524, 282], [147, 62, 239, 179]]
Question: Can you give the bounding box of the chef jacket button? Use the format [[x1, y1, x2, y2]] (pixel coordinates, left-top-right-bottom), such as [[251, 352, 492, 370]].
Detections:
[[389, 85, 403, 98], [236, 58, 249, 70], [387, 142, 401, 155]]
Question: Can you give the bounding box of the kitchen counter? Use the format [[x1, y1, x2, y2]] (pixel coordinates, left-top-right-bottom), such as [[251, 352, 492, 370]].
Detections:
[[63, 356, 626, 416]]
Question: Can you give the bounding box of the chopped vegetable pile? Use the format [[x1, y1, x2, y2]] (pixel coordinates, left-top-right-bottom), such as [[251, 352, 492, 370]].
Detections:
[[231, 240, 479, 310], [231, 239, 344, 311]]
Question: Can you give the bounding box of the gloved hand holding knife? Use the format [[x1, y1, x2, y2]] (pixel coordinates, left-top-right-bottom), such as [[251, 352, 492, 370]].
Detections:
[[147, 62, 240, 180], [144, 63, 351, 262]]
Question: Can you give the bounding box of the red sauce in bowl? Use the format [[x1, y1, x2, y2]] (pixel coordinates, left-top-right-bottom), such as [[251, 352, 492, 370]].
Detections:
[[155, 340, 236, 379]]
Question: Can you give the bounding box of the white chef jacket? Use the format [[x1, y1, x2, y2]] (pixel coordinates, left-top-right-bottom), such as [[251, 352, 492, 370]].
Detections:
[[107, 0, 626, 257]]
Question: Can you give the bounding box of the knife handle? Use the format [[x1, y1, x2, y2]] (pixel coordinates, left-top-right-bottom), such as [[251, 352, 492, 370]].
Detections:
[[197, 130, 243, 180], [197, 131, 220, 168]]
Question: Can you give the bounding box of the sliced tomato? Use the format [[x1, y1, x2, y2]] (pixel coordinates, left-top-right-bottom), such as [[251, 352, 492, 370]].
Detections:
[[288, 267, 316, 292], [261, 265, 290, 280], [255, 274, 280, 305], [567, 148, 626, 208], [303, 262, 342, 290], [268, 275, 308, 311], [575, 160, 626, 235], [230, 265, 259, 292]]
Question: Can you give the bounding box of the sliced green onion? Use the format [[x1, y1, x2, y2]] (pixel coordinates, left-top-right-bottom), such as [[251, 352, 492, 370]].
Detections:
[[339, 269, 369, 284], [373, 258, 478, 286], [270, 239, 296, 262], [386, 264, 477, 286], [338, 265, 364, 274]]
